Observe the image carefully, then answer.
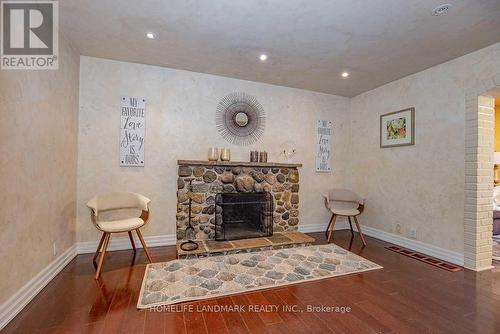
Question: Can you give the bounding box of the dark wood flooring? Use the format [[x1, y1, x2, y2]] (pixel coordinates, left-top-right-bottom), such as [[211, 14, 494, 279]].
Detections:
[[3, 231, 500, 334]]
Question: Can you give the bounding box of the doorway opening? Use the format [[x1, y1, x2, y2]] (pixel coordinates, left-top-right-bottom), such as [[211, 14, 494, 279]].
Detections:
[[493, 97, 500, 265], [464, 76, 500, 271]]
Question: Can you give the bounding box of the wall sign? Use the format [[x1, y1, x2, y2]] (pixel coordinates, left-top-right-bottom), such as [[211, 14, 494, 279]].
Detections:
[[316, 120, 332, 172], [120, 96, 145, 167]]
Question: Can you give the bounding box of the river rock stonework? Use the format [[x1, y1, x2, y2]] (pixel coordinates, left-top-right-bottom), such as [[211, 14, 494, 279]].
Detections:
[[176, 163, 300, 241]]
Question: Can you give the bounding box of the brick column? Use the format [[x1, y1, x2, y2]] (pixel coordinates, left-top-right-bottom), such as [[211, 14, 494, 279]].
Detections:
[[464, 95, 494, 270]]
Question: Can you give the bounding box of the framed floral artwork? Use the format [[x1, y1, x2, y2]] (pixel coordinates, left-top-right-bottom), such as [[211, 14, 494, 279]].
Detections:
[[380, 107, 414, 148]]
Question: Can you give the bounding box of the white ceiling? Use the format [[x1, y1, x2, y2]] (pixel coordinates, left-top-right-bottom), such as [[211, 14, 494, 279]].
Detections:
[[60, 0, 500, 97]]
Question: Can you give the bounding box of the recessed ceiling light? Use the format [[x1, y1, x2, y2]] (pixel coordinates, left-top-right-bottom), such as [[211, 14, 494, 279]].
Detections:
[[341, 72, 349, 78], [432, 4, 452, 16], [146, 32, 156, 39], [259, 54, 268, 62]]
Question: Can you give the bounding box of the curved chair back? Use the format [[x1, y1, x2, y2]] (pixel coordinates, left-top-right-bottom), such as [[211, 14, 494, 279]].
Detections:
[[327, 189, 364, 204], [324, 188, 365, 213], [87, 192, 150, 215]]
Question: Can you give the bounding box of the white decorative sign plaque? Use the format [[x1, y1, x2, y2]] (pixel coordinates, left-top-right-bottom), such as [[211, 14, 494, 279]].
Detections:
[[120, 96, 145, 167], [316, 120, 332, 172]]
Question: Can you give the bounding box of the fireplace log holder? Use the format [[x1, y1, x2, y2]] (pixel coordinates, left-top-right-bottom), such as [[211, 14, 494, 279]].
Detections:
[[180, 179, 199, 252]]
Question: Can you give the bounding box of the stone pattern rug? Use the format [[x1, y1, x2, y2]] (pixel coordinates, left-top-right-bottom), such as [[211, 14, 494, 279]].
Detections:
[[138, 243, 382, 308]]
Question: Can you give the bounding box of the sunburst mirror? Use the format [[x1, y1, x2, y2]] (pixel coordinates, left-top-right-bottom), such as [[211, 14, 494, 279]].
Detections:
[[216, 92, 266, 146]]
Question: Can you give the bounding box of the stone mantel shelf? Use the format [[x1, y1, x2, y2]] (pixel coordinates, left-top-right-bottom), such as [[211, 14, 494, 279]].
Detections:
[[177, 160, 302, 168]]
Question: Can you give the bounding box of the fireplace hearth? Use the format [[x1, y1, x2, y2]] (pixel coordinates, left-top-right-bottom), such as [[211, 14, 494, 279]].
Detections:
[[215, 192, 273, 241]]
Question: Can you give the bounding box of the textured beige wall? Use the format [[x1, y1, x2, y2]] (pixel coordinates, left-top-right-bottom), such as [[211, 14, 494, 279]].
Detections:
[[349, 42, 500, 254], [77, 56, 350, 243], [0, 38, 80, 304]]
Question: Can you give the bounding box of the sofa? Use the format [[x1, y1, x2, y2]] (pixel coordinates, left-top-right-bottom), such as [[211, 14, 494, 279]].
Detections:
[[493, 211, 500, 235], [493, 187, 500, 235]]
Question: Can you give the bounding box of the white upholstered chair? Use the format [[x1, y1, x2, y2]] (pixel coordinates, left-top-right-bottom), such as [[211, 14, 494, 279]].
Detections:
[[87, 192, 153, 279], [323, 189, 367, 246]]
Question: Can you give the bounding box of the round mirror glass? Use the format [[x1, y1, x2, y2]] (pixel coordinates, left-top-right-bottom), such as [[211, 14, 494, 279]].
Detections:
[[234, 112, 249, 127]]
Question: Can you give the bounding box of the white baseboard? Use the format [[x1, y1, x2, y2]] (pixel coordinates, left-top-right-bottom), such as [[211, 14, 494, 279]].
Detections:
[[299, 222, 464, 266], [0, 222, 467, 330], [359, 225, 464, 266], [76, 233, 177, 254], [0, 234, 176, 330], [0, 245, 77, 330]]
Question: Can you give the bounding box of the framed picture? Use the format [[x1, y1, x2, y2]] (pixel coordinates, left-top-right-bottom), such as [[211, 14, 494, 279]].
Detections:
[[380, 107, 415, 148]]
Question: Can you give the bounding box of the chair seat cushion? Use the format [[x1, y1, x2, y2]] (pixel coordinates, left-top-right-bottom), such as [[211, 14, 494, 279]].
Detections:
[[331, 208, 360, 216], [328, 200, 360, 216], [97, 217, 144, 233]]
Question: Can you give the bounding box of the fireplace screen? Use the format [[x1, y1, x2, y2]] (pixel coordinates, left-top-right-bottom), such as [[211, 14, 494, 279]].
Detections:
[[215, 192, 273, 241]]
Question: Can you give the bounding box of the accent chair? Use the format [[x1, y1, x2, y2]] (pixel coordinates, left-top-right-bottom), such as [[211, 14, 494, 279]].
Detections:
[[87, 192, 153, 279], [323, 189, 366, 246]]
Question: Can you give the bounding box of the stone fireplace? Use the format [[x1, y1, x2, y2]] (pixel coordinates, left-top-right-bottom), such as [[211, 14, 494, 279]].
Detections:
[[176, 160, 302, 242]]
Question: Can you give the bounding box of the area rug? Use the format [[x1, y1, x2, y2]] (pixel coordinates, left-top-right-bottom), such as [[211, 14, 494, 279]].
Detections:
[[137, 243, 382, 308]]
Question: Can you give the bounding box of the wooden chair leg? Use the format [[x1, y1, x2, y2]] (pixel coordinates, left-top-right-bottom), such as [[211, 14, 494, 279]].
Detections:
[[347, 216, 354, 237], [325, 213, 335, 239], [95, 233, 111, 279], [353, 216, 367, 246], [93, 233, 106, 267], [327, 214, 337, 243], [136, 229, 153, 263], [128, 231, 136, 253], [325, 213, 336, 239]]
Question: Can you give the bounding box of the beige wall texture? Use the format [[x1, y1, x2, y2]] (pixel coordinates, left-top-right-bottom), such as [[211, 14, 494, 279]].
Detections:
[[0, 38, 80, 304], [3, 40, 499, 309], [77, 56, 351, 243], [349, 42, 500, 255]]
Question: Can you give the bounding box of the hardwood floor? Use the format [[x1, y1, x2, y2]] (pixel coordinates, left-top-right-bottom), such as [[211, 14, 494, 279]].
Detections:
[[3, 231, 500, 334]]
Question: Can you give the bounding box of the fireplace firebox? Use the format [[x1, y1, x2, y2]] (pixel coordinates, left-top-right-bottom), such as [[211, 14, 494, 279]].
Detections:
[[215, 192, 273, 241]]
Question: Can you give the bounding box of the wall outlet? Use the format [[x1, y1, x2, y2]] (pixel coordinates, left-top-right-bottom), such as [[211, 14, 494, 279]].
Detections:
[[395, 224, 402, 234], [408, 228, 417, 239], [52, 242, 57, 256]]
